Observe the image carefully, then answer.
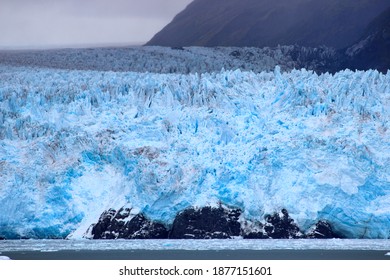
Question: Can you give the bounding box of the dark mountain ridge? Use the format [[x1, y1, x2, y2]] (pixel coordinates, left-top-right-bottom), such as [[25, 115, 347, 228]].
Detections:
[[147, 0, 390, 49], [344, 7, 390, 72]]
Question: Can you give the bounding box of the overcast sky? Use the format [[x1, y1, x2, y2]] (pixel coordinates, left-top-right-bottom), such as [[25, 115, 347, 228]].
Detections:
[[0, 0, 192, 49]]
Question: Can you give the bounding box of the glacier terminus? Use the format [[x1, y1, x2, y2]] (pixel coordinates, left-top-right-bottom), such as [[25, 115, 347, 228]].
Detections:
[[0, 47, 389, 240]]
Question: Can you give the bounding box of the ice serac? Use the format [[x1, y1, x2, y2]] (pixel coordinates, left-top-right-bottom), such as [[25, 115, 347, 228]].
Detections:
[[0, 64, 390, 239]]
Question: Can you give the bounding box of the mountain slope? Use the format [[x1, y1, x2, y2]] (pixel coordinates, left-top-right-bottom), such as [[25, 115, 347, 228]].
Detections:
[[146, 0, 390, 49], [344, 7, 390, 72]]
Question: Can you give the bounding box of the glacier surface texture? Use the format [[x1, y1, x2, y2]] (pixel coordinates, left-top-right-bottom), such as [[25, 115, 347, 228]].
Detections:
[[0, 61, 390, 239]]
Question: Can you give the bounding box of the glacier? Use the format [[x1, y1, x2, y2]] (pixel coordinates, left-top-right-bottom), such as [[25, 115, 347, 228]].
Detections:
[[0, 45, 339, 74], [0, 62, 390, 239]]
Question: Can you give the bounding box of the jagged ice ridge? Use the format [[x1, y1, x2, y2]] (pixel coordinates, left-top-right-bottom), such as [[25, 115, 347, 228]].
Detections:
[[0, 45, 338, 74]]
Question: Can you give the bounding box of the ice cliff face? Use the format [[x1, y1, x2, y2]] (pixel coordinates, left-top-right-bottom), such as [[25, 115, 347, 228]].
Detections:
[[0, 64, 389, 239]]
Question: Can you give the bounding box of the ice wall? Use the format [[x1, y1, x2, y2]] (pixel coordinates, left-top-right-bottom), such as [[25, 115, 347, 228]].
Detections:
[[0, 65, 389, 239]]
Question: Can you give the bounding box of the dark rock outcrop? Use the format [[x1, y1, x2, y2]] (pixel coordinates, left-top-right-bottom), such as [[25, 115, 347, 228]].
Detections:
[[147, 0, 390, 50], [307, 220, 341, 239], [243, 209, 307, 239], [88, 206, 342, 240], [90, 207, 168, 239], [90, 208, 117, 239], [263, 209, 303, 239], [169, 206, 242, 239]]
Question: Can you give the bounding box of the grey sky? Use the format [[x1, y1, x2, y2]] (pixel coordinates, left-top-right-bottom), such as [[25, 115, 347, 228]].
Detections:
[[0, 0, 192, 49]]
